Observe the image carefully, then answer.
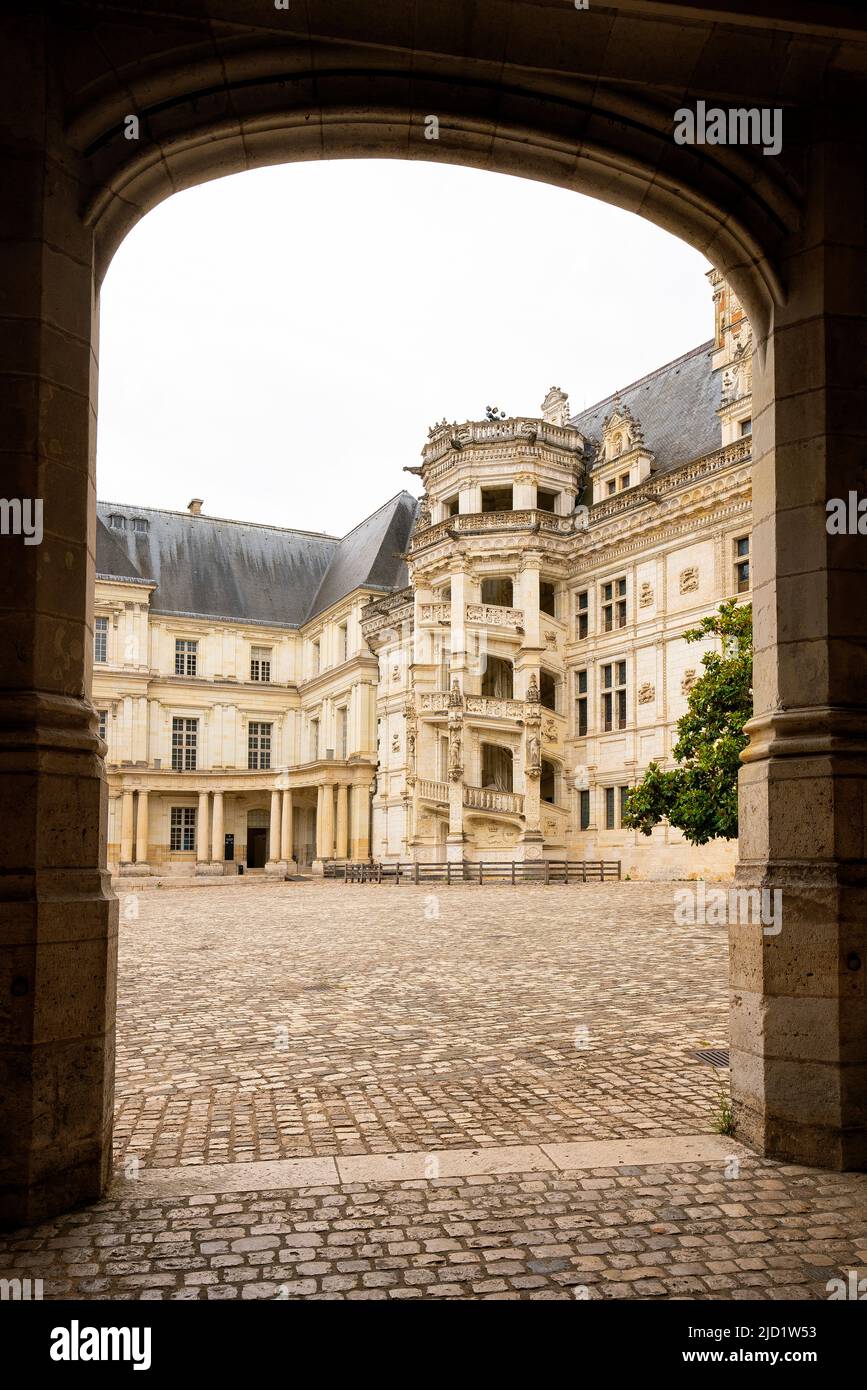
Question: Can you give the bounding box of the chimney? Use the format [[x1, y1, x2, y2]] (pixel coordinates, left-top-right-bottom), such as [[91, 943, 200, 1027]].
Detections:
[[187, 498, 204, 516]]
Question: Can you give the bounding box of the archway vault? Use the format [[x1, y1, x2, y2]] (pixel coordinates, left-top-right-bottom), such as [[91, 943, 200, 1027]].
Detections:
[[75, 55, 796, 336], [3, 0, 867, 1226]]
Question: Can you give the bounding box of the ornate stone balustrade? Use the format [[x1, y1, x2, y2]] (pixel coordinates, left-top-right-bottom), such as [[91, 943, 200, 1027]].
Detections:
[[463, 785, 525, 816], [409, 509, 574, 553], [360, 586, 414, 635], [419, 602, 451, 623], [418, 692, 450, 714], [589, 438, 752, 524], [417, 779, 449, 803], [465, 603, 524, 629], [464, 695, 525, 720], [422, 417, 584, 472]]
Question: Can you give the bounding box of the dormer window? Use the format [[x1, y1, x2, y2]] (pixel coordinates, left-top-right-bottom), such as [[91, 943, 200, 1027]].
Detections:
[[610, 432, 623, 458], [109, 514, 124, 529], [131, 517, 148, 533]]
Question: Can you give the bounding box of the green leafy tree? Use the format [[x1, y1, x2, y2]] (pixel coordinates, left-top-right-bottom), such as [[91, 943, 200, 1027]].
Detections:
[[622, 600, 752, 845]]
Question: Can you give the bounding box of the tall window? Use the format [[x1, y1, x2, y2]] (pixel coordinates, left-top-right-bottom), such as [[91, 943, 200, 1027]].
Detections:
[[250, 646, 272, 682], [540, 580, 557, 618], [605, 784, 631, 830], [337, 706, 348, 760], [601, 661, 627, 732], [337, 623, 348, 664], [97, 709, 108, 743], [311, 640, 321, 675], [94, 616, 108, 663], [248, 721, 272, 770], [171, 717, 198, 771], [175, 639, 198, 676], [576, 590, 588, 640], [170, 806, 196, 852], [619, 472, 631, 490], [579, 789, 590, 830], [575, 670, 588, 737], [309, 717, 320, 761], [740, 417, 752, 436], [601, 577, 627, 631], [734, 536, 750, 593]]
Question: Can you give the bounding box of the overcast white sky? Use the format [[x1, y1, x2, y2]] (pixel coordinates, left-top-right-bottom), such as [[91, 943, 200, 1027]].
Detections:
[[97, 159, 712, 537]]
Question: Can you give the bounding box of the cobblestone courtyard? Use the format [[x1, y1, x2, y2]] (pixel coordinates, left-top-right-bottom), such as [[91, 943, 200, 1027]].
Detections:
[[114, 881, 729, 1168], [3, 882, 867, 1300]]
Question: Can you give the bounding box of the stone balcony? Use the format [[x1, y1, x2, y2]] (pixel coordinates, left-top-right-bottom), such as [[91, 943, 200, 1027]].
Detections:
[[409, 509, 576, 554], [416, 777, 527, 815], [463, 784, 525, 816], [416, 691, 525, 722], [465, 603, 524, 630]]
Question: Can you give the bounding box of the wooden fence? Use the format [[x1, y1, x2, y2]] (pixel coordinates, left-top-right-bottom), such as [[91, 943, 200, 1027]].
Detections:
[[339, 859, 621, 885]]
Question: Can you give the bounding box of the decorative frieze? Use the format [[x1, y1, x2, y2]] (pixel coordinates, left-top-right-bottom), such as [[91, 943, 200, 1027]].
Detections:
[[465, 603, 524, 629]]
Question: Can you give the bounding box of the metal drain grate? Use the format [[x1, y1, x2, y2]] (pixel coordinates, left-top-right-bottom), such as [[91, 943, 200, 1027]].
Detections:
[[692, 1047, 730, 1069]]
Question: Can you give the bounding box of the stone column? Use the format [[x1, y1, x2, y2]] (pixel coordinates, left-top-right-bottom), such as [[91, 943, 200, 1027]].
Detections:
[[120, 790, 134, 865], [520, 676, 544, 859], [211, 791, 224, 871], [350, 784, 371, 861], [131, 790, 150, 874], [335, 784, 349, 859], [446, 681, 465, 862], [320, 785, 335, 862], [196, 792, 210, 871], [265, 787, 283, 875], [312, 784, 326, 873], [281, 790, 294, 866], [0, 21, 116, 1223], [732, 126, 867, 1170]]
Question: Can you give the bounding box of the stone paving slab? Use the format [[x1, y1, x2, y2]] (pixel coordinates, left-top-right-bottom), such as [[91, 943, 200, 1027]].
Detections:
[[113, 881, 730, 1170], [2, 1150, 866, 1301]]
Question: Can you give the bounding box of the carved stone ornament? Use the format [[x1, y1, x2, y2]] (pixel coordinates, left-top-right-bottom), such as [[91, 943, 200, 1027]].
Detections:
[[639, 581, 654, 608], [526, 673, 540, 705], [637, 682, 655, 704], [391, 732, 400, 752], [681, 668, 698, 695], [526, 731, 542, 779], [679, 567, 699, 594], [449, 678, 463, 709], [448, 732, 463, 781]]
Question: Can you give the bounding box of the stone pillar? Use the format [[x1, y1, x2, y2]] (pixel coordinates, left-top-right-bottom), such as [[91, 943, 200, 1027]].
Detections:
[[335, 784, 349, 859], [320, 785, 335, 862], [446, 681, 465, 862], [350, 784, 371, 861], [281, 790, 294, 865], [517, 555, 542, 650], [0, 20, 116, 1223], [312, 784, 325, 873], [211, 791, 224, 870], [120, 790, 134, 865], [732, 126, 867, 1170], [196, 792, 210, 870], [128, 790, 150, 875], [265, 787, 284, 875]]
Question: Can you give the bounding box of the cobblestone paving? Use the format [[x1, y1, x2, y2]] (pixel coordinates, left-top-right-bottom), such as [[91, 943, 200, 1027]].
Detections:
[[4, 1158, 867, 1300], [114, 882, 730, 1170]]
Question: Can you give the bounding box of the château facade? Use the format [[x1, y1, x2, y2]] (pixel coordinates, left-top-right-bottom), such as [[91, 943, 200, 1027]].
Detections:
[[95, 271, 752, 879]]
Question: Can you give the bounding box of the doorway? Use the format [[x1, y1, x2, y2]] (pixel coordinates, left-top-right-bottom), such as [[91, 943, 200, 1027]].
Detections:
[[246, 827, 268, 868]]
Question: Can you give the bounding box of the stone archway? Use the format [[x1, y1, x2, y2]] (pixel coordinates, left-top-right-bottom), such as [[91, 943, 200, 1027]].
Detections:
[[2, 1, 866, 1225]]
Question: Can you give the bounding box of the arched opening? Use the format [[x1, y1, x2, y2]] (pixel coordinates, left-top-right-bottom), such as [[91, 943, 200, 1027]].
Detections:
[[482, 656, 515, 701], [481, 743, 514, 794], [6, 5, 866, 1242], [481, 577, 514, 608]]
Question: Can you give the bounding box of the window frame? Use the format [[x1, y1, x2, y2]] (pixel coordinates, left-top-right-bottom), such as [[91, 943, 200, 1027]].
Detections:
[[171, 716, 198, 771], [170, 806, 196, 852], [247, 720, 273, 771], [250, 646, 272, 683], [174, 639, 198, 677], [94, 615, 108, 664]]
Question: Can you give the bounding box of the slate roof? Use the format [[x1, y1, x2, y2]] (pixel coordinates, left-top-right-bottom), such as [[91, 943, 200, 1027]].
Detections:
[[95, 492, 418, 628], [570, 340, 720, 475]]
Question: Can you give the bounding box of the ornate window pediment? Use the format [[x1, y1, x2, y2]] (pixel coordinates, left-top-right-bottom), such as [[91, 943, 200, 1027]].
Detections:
[[593, 396, 649, 466]]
